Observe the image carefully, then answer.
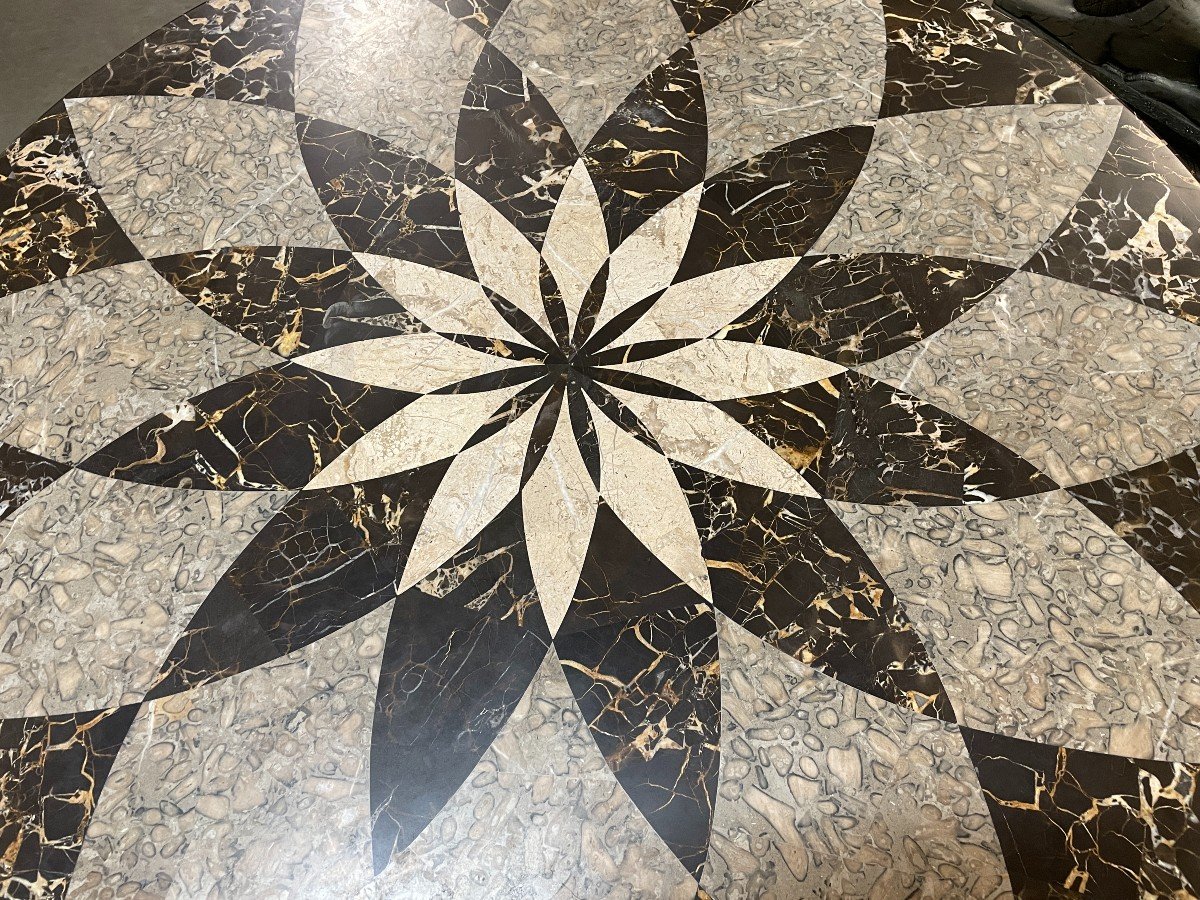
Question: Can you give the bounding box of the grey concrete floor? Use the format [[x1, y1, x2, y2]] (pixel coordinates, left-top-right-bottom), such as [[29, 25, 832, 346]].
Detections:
[[0, 0, 199, 148]]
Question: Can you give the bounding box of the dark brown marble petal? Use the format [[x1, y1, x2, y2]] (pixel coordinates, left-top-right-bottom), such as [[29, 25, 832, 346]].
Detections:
[[557, 604, 720, 880], [78, 361, 413, 490], [152, 246, 419, 357], [668, 0, 762, 37], [68, 0, 304, 108], [964, 727, 1200, 897], [583, 45, 706, 251], [0, 104, 141, 299], [675, 465, 953, 719], [1026, 110, 1200, 326], [427, 0, 513, 36], [455, 43, 578, 249], [296, 116, 473, 276], [880, 0, 1113, 118], [674, 126, 874, 281], [0, 706, 139, 899], [717, 253, 1014, 366], [0, 442, 68, 524], [1068, 445, 1200, 614], [371, 501, 550, 871]]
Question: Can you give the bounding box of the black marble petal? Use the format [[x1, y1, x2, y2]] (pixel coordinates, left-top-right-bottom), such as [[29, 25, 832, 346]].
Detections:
[[68, 0, 304, 108], [674, 126, 874, 280], [716, 253, 1015, 366], [456, 44, 578, 249], [297, 116, 473, 276], [79, 362, 413, 490], [0, 103, 141, 299], [1026, 110, 1200, 326], [964, 727, 1200, 897], [668, 0, 762, 38], [152, 246, 419, 357], [0, 706, 139, 899], [880, 0, 1112, 118], [371, 501, 550, 871], [718, 371, 1057, 505], [676, 465, 953, 718], [1069, 445, 1200, 614], [583, 46, 707, 251], [426, 0, 513, 37], [0, 442, 68, 524], [557, 604, 720, 879]]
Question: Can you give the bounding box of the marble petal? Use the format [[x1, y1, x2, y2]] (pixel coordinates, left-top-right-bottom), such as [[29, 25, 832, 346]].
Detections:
[[67, 94, 344, 258], [0, 443, 67, 530], [543, 160, 609, 332], [693, 0, 886, 176]]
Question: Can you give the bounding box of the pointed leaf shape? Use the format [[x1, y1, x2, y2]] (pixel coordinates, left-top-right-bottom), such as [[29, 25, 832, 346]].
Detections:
[[542, 160, 609, 333], [0, 442, 68, 525]]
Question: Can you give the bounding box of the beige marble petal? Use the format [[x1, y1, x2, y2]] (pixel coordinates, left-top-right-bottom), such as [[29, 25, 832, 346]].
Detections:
[[400, 394, 546, 591], [292, 331, 525, 393], [609, 387, 818, 495], [861, 270, 1200, 486], [600, 184, 702, 332], [294, 0, 484, 171], [354, 253, 527, 345], [309, 385, 527, 489], [522, 401, 600, 635], [489, 0, 688, 148], [834, 491, 1200, 759], [607, 338, 844, 400], [812, 104, 1123, 267], [376, 649, 697, 897], [614, 257, 800, 346], [705, 615, 1013, 899], [70, 602, 388, 900], [0, 260, 280, 464], [693, 0, 886, 176], [0, 471, 292, 718], [456, 181, 550, 335], [587, 395, 711, 601], [543, 160, 609, 332], [67, 95, 345, 259]]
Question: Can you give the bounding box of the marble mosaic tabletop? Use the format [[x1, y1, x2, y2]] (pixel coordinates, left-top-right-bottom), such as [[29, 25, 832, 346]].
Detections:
[[2, 0, 1200, 896]]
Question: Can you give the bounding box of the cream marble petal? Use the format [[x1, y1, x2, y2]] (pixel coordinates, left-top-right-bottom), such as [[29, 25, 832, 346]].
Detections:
[[587, 395, 712, 601], [0, 260, 281, 464], [69, 602, 388, 900], [543, 160, 609, 332], [399, 395, 547, 591], [693, 0, 886, 176], [456, 181, 549, 335], [66, 94, 346, 259], [609, 386, 819, 495], [522, 401, 600, 635], [354, 253, 527, 345], [811, 103, 1123, 267], [292, 331, 527, 393], [607, 338, 844, 400], [308, 385, 528, 489], [613, 257, 801, 346], [294, 0, 485, 171], [0, 471, 293, 718], [599, 184, 703, 332]]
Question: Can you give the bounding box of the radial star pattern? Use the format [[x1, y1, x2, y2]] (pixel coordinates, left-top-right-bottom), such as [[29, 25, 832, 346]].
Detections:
[[3, 0, 1200, 897]]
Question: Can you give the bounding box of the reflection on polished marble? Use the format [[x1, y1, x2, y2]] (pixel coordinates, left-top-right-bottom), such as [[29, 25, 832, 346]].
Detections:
[[2, 0, 1200, 896]]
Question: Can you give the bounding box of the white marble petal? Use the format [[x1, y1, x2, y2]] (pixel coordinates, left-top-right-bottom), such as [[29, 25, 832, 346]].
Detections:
[[600, 184, 702, 332], [613, 257, 801, 346], [522, 401, 600, 635], [543, 160, 609, 332], [587, 395, 712, 601], [607, 339, 844, 400], [399, 394, 547, 591], [308, 385, 528, 489], [456, 181, 550, 336], [609, 387, 818, 495], [292, 331, 526, 393], [354, 253, 527, 345]]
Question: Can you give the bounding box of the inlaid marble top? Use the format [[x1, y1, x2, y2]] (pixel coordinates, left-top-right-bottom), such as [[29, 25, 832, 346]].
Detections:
[[2, 0, 1200, 896]]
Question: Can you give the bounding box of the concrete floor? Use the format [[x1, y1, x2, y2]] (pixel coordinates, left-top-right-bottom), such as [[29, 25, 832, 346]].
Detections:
[[0, 0, 198, 148]]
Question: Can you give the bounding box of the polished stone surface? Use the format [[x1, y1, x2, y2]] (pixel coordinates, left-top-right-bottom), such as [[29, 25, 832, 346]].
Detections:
[[3, 0, 1200, 897]]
